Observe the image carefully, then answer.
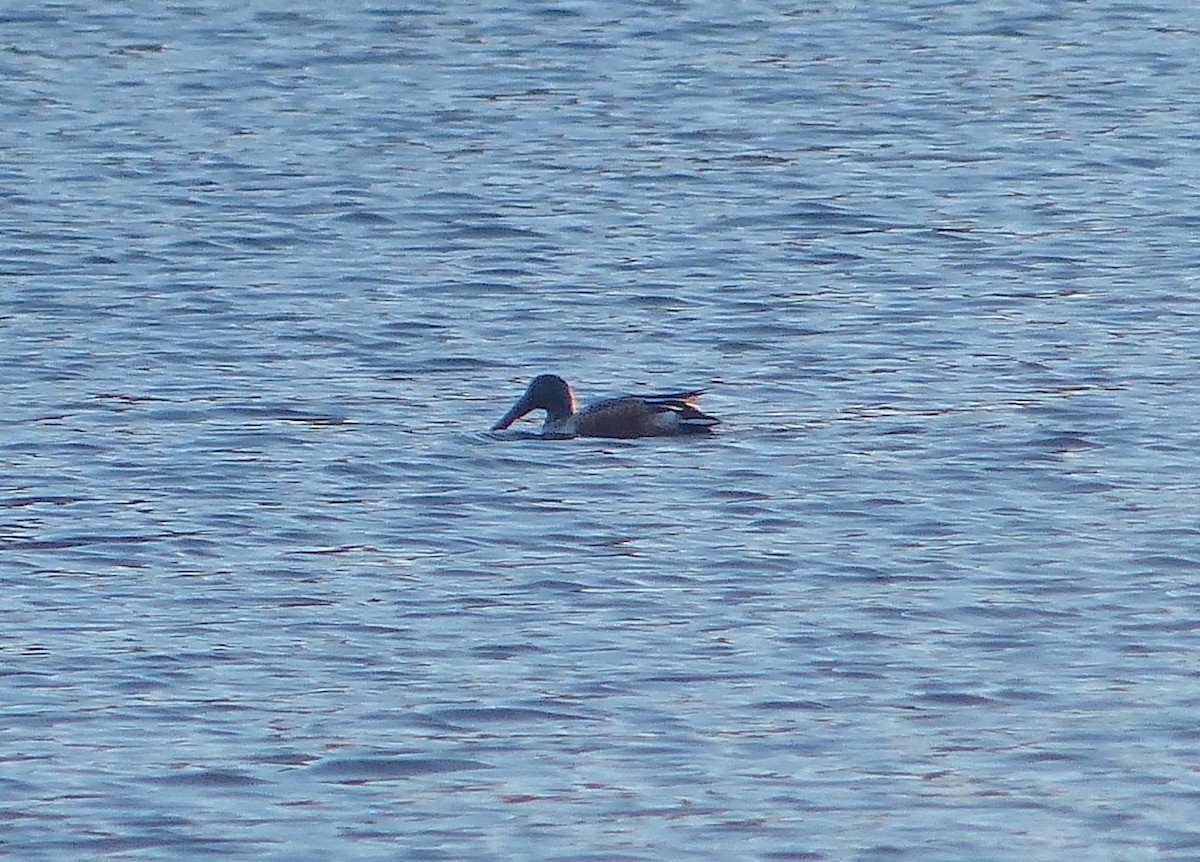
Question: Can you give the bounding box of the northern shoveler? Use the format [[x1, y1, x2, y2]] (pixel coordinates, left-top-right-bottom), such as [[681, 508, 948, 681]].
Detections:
[[491, 374, 720, 439]]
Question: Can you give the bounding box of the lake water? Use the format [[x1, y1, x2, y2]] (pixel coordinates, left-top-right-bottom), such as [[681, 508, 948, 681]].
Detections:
[[4, 1, 1200, 859]]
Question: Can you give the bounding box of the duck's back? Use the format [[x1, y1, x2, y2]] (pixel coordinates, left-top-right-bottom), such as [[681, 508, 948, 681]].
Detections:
[[574, 392, 719, 438]]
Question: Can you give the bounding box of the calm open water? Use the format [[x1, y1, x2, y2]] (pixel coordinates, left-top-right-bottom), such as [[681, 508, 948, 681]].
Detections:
[[4, 1, 1200, 859]]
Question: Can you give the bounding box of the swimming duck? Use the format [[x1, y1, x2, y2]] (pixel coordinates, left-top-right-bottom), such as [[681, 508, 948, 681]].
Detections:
[[491, 374, 720, 439]]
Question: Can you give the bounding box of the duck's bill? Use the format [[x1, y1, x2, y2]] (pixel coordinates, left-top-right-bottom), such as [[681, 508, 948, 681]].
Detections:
[[491, 397, 532, 431]]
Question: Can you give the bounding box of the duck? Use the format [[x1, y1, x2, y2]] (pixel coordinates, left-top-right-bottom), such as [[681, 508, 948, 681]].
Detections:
[[491, 374, 720, 439]]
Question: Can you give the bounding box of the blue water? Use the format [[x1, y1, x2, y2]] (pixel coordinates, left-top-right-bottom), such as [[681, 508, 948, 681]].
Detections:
[[5, 1, 1200, 859]]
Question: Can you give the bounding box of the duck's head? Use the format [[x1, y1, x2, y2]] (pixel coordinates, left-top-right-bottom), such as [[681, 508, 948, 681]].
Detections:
[[491, 374, 575, 430]]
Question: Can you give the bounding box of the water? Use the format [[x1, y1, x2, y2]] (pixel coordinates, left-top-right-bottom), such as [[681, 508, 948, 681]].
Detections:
[[4, 1, 1200, 859]]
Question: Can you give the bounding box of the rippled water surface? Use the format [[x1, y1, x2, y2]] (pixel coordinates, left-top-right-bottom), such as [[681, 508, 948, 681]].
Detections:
[[5, 1, 1200, 859]]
